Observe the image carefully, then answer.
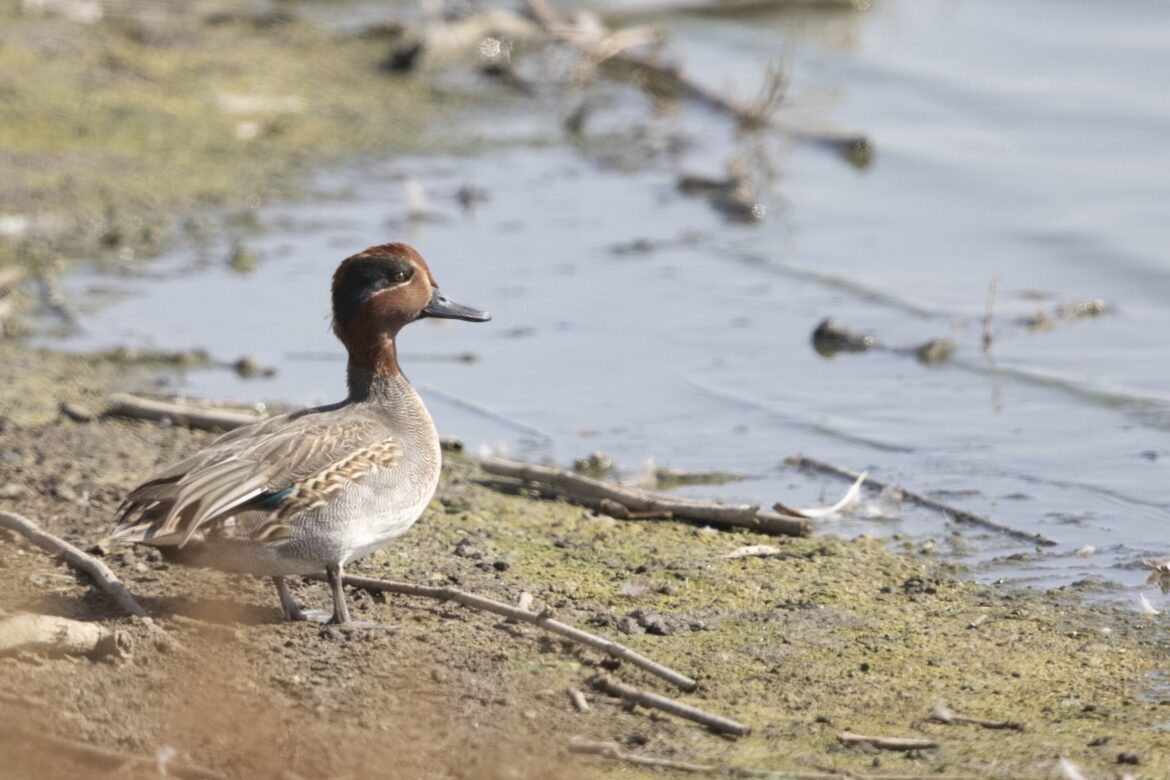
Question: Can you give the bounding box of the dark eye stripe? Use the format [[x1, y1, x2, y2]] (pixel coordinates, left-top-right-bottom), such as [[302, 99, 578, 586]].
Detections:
[[333, 258, 415, 323]]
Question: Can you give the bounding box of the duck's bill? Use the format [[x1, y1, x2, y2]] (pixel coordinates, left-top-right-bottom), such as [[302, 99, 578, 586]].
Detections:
[[423, 290, 491, 322]]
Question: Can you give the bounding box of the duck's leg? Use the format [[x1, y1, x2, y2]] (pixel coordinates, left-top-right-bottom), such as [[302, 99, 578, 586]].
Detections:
[[325, 562, 352, 625], [273, 576, 307, 622]]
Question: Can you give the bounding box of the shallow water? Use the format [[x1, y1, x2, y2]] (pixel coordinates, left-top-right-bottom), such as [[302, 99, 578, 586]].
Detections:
[[56, 0, 1170, 598]]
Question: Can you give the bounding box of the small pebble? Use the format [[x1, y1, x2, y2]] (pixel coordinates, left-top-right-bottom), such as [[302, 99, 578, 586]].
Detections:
[[0, 483, 26, 500]]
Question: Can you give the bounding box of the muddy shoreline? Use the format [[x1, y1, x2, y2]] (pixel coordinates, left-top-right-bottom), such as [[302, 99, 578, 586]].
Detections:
[[2, 4, 1169, 779], [2, 340, 1168, 779]]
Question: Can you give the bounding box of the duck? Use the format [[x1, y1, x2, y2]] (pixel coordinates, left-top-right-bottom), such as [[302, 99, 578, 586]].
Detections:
[[111, 242, 490, 624]]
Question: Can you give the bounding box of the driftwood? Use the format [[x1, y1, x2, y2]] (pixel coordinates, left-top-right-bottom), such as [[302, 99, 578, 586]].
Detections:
[[103, 392, 264, 431], [0, 728, 225, 780], [525, 0, 871, 166], [317, 573, 698, 692], [837, 731, 939, 751], [602, 0, 863, 24], [589, 674, 749, 737], [785, 455, 1057, 547], [100, 394, 464, 451], [568, 738, 714, 773], [567, 689, 590, 713], [928, 701, 1022, 731], [0, 613, 127, 659], [0, 510, 147, 618], [480, 458, 810, 537], [567, 739, 971, 780]]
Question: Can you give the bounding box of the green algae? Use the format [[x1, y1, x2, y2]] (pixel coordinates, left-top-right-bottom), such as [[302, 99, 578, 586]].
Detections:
[[0, 6, 438, 274], [433, 458, 1170, 779]]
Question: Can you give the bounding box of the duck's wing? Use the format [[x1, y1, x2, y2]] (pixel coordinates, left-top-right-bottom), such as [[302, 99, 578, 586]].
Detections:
[[112, 406, 400, 547]]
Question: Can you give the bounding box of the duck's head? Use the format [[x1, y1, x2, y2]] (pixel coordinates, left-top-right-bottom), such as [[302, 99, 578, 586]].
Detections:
[[332, 243, 489, 375]]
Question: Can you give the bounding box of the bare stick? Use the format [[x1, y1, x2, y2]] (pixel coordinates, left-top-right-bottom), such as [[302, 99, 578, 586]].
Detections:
[[0, 728, 225, 780], [928, 701, 1022, 731], [316, 573, 698, 692], [785, 455, 1056, 547], [525, 0, 870, 165], [601, 0, 861, 24], [837, 731, 939, 751], [36, 271, 80, 333], [590, 674, 749, 736], [982, 276, 998, 352], [568, 689, 591, 713], [103, 393, 264, 431], [102, 393, 466, 452], [0, 510, 147, 617], [481, 458, 810, 537], [568, 738, 714, 773], [0, 613, 127, 659], [567, 738, 972, 779]]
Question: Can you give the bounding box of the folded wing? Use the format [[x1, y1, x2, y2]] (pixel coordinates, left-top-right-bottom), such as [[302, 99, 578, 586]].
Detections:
[[112, 407, 397, 547]]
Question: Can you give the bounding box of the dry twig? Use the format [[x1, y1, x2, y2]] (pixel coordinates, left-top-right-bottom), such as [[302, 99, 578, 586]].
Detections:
[[0, 510, 147, 617], [568, 738, 714, 773], [525, 0, 870, 165], [480, 458, 810, 537], [566, 738, 969, 779], [589, 674, 749, 736], [982, 277, 998, 352], [0, 728, 224, 780], [317, 573, 698, 691], [568, 689, 591, 713], [103, 393, 264, 431], [0, 613, 127, 659], [928, 701, 1022, 731], [837, 731, 939, 751], [785, 455, 1056, 546]]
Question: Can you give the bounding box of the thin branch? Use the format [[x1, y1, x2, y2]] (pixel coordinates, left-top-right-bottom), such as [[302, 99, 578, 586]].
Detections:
[[928, 701, 1023, 731], [480, 458, 810, 537], [0, 510, 147, 617], [589, 674, 750, 736], [0, 613, 126, 658], [567, 739, 973, 779], [0, 728, 225, 780], [568, 738, 714, 773], [568, 689, 591, 713], [785, 455, 1057, 547], [102, 393, 464, 452], [981, 276, 998, 352], [837, 731, 939, 751], [103, 393, 264, 431], [601, 0, 863, 24], [317, 573, 698, 692], [525, 0, 871, 166]]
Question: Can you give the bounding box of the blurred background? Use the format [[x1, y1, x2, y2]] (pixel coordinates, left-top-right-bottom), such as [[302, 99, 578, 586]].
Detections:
[[3, 0, 1169, 597]]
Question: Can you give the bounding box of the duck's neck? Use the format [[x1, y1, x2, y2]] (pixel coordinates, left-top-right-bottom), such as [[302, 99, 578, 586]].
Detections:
[[346, 334, 407, 401]]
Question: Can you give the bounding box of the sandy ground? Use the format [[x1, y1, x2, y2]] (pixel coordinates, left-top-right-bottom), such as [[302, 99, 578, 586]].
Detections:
[[1, 342, 1169, 780]]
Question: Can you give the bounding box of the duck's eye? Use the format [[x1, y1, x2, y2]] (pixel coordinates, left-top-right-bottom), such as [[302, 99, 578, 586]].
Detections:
[[392, 269, 409, 283]]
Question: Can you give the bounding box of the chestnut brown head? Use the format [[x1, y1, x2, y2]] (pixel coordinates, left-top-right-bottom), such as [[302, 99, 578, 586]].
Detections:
[[331, 243, 489, 374], [332, 243, 489, 338]]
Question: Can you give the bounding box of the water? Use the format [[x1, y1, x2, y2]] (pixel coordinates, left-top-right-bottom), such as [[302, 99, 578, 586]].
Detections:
[[55, 0, 1170, 599]]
